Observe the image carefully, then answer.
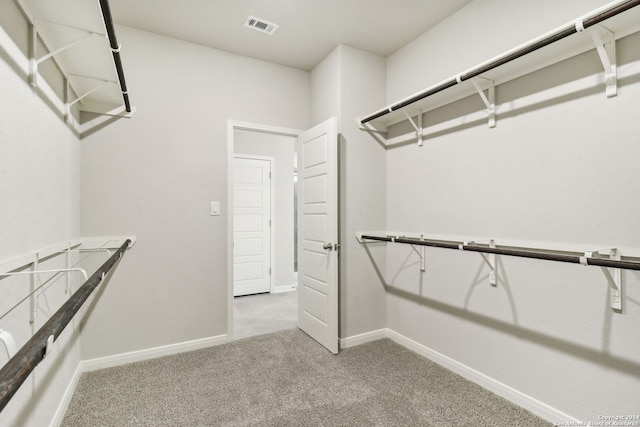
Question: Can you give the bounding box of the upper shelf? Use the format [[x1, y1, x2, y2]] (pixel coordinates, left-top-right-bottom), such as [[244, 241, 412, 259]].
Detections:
[[17, 0, 133, 124], [360, 0, 640, 129]]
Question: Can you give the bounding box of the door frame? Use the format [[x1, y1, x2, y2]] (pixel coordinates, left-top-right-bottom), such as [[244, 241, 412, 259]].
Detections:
[[232, 153, 275, 296], [227, 120, 302, 341]]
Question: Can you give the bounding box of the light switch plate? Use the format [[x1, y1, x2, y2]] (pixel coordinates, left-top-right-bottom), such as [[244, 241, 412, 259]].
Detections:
[[211, 201, 220, 216]]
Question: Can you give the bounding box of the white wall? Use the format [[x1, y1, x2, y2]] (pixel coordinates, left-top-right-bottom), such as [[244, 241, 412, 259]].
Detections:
[[234, 129, 297, 292], [382, 0, 640, 422], [0, 44, 82, 426], [78, 26, 310, 359]]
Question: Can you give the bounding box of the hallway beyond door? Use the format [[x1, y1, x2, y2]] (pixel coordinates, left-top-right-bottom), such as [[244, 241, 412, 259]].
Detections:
[[233, 290, 297, 339]]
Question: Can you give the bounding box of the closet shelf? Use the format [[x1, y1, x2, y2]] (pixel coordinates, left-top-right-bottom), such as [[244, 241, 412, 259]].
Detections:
[[16, 0, 134, 130], [359, 0, 640, 130]]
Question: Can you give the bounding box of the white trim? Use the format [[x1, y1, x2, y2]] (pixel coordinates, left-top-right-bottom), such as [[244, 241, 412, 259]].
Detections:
[[79, 334, 228, 372], [271, 284, 297, 293], [49, 362, 84, 427], [384, 329, 581, 424], [339, 328, 387, 349], [227, 120, 302, 341]]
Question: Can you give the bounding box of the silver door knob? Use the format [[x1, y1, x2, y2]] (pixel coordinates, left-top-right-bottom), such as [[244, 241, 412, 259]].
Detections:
[[323, 243, 333, 250]]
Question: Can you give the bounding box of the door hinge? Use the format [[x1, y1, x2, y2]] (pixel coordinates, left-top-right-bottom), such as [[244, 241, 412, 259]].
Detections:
[[269, 268, 272, 275]]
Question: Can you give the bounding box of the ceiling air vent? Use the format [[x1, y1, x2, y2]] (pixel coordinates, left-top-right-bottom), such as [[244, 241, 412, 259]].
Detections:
[[244, 15, 279, 35]]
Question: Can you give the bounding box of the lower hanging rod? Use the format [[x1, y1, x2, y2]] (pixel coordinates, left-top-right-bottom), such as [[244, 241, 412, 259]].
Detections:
[[0, 239, 131, 413], [359, 234, 640, 271]]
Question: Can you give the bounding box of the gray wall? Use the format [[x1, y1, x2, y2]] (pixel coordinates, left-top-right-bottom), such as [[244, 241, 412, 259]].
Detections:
[[0, 36, 81, 427], [79, 26, 310, 359], [383, 0, 640, 421]]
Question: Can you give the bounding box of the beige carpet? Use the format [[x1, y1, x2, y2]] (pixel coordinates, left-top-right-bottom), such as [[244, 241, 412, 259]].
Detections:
[[62, 329, 550, 426]]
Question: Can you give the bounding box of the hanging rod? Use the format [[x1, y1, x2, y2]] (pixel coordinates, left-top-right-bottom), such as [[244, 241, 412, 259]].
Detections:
[[360, 0, 640, 124], [358, 234, 640, 271], [0, 239, 131, 412], [98, 0, 131, 113]]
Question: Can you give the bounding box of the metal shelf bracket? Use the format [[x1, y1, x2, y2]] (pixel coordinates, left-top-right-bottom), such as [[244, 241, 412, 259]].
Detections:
[[479, 240, 498, 286], [29, 19, 104, 88], [460, 239, 497, 286], [0, 329, 17, 359], [402, 109, 424, 146], [65, 75, 116, 123], [581, 23, 617, 97], [469, 77, 496, 128], [582, 248, 622, 311], [410, 234, 426, 271]]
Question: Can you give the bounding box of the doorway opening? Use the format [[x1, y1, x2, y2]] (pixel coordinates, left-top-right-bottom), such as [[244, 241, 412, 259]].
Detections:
[[228, 121, 301, 340]]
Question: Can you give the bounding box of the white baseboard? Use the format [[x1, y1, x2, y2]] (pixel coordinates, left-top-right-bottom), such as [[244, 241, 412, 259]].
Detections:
[[384, 329, 580, 424], [80, 333, 229, 372], [340, 328, 579, 424], [272, 285, 296, 294], [49, 361, 84, 427], [339, 328, 387, 348]]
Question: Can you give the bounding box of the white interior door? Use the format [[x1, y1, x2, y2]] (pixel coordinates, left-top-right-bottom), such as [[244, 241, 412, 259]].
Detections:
[[233, 156, 272, 296], [297, 117, 339, 354]]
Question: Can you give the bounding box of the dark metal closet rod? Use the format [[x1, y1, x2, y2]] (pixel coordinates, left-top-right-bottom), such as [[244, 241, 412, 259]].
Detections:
[[0, 239, 131, 413], [360, 234, 640, 271], [98, 0, 131, 112], [361, 0, 640, 124]]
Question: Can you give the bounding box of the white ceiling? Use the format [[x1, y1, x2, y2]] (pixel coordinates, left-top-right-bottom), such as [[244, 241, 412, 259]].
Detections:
[[108, 0, 473, 71]]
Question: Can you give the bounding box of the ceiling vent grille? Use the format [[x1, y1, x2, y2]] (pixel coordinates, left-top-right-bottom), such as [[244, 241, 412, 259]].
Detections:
[[244, 16, 279, 35]]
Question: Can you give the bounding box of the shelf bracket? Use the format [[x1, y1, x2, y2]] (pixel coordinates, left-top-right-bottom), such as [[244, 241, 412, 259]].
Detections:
[[29, 19, 105, 88], [459, 240, 497, 286], [0, 329, 17, 359], [409, 234, 426, 271], [356, 119, 388, 146], [402, 109, 423, 147], [583, 248, 622, 311], [479, 240, 497, 286], [586, 25, 617, 98], [470, 78, 496, 128], [65, 75, 116, 123]]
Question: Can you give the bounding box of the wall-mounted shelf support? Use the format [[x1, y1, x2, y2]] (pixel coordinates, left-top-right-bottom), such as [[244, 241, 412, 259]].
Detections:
[[468, 78, 496, 128], [409, 235, 426, 271], [29, 20, 104, 88], [583, 248, 622, 310], [65, 75, 116, 123], [403, 109, 424, 146], [586, 25, 617, 97], [476, 239, 497, 286], [0, 329, 17, 359], [357, 122, 388, 136]]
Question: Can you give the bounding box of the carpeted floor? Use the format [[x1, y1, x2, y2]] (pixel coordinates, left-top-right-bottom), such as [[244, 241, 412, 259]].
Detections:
[[62, 329, 551, 426]]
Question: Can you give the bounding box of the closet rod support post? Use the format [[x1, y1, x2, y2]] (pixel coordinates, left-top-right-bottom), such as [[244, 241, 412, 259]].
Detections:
[[587, 26, 617, 97], [584, 248, 622, 311], [402, 110, 424, 147], [470, 78, 496, 128], [0, 329, 17, 359]]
